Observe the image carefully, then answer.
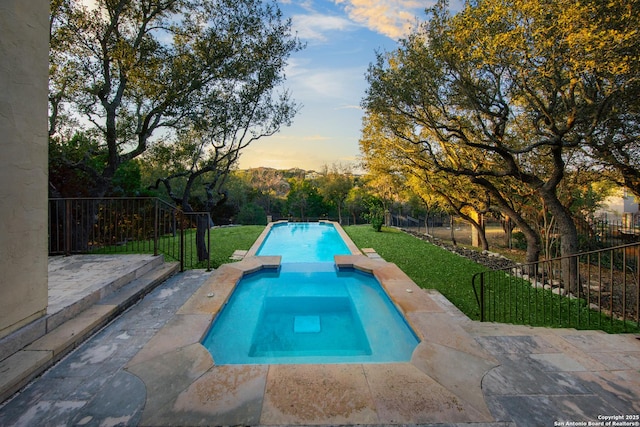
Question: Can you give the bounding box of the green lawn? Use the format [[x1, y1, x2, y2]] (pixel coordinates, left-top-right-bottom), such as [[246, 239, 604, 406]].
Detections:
[[96, 225, 265, 270], [209, 225, 265, 267], [344, 225, 487, 320]]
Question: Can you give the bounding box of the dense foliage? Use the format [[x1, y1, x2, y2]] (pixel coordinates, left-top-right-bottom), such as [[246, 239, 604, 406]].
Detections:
[[49, 0, 301, 203]]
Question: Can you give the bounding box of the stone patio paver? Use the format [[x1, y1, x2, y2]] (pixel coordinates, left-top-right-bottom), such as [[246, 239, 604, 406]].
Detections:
[[126, 343, 214, 425], [364, 362, 492, 424], [157, 364, 269, 426], [261, 364, 379, 425]]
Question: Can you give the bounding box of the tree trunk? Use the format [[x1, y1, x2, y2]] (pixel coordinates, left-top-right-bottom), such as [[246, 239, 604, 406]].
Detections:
[[521, 223, 542, 264], [449, 216, 457, 246], [540, 191, 579, 295], [471, 177, 541, 263], [195, 213, 209, 262], [471, 220, 489, 251], [502, 216, 514, 249], [455, 209, 489, 251], [181, 203, 210, 263], [464, 210, 489, 251]]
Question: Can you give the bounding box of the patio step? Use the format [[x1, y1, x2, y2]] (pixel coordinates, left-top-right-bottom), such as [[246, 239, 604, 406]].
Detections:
[[0, 258, 179, 404]]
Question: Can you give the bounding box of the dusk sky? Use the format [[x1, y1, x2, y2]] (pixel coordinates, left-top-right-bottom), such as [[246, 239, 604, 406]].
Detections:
[[238, 0, 457, 172]]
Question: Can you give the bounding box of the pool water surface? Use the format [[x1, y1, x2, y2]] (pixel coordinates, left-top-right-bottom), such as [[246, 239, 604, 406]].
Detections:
[[202, 222, 419, 364], [255, 221, 351, 262]]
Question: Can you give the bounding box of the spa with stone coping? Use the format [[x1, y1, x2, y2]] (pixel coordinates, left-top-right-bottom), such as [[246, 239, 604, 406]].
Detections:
[[125, 221, 499, 425]]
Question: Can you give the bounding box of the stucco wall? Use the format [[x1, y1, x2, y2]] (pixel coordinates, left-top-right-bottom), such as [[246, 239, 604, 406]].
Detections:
[[0, 0, 49, 338]]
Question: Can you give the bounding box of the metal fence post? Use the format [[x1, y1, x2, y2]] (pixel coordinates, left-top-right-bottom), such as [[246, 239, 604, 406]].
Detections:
[[153, 199, 159, 256], [479, 274, 485, 322], [64, 199, 72, 255], [179, 212, 185, 272], [206, 215, 211, 271]]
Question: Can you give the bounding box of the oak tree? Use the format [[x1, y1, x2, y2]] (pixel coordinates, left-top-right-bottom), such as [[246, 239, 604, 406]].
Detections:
[[363, 0, 640, 293], [49, 0, 301, 199]]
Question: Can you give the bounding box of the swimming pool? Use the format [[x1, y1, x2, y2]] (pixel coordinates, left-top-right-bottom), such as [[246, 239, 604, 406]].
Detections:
[[254, 221, 351, 262], [202, 222, 419, 364]]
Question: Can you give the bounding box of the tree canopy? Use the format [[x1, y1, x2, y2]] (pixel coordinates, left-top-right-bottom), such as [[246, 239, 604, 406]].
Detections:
[[361, 0, 640, 296], [362, 0, 640, 274], [49, 0, 302, 199]]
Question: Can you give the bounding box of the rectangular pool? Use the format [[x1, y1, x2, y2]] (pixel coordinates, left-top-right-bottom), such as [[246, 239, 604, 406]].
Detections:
[[255, 221, 351, 262]]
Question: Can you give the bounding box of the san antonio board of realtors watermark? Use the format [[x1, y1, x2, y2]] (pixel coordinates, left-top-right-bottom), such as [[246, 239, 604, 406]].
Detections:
[[554, 414, 640, 426]]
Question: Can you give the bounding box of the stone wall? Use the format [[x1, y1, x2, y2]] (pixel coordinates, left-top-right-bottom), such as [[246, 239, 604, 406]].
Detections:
[[0, 1, 49, 339]]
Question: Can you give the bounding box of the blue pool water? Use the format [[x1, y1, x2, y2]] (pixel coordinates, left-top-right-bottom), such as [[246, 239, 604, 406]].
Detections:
[[255, 222, 351, 262], [202, 222, 419, 364]]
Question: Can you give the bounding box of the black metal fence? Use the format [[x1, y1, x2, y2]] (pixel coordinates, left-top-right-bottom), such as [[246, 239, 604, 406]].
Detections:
[[472, 242, 640, 332], [48, 198, 212, 271], [578, 213, 640, 249], [395, 212, 640, 252]]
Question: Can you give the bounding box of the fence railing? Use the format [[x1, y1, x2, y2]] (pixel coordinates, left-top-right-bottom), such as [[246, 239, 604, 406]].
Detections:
[[397, 213, 640, 253], [578, 214, 640, 249], [472, 242, 640, 332], [48, 198, 212, 271]]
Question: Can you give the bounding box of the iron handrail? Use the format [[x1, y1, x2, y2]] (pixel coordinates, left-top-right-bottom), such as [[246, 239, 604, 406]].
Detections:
[[472, 242, 640, 332], [48, 197, 212, 271]]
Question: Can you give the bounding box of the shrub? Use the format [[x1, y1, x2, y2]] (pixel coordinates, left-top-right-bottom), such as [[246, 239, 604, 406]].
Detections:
[[236, 203, 267, 225], [364, 205, 385, 232]]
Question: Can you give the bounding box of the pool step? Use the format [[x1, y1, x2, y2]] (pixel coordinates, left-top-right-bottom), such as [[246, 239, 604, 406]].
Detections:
[[0, 257, 179, 404], [362, 248, 384, 260], [229, 250, 248, 260]]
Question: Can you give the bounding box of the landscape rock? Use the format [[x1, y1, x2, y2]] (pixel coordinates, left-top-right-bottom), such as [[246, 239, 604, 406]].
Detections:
[[402, 229, 517, 270]]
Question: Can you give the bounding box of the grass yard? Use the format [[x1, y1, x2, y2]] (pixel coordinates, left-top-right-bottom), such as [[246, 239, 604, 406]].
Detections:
[[96, 225, 266, 269], [208, 225, 265, 267], [344, 225, 639, 332], [344, 225, 487, 320]]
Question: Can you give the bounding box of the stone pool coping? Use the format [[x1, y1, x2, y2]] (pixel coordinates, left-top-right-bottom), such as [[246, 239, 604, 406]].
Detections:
[[244, 219, 362, 258], [124, 221, 500, 425]]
